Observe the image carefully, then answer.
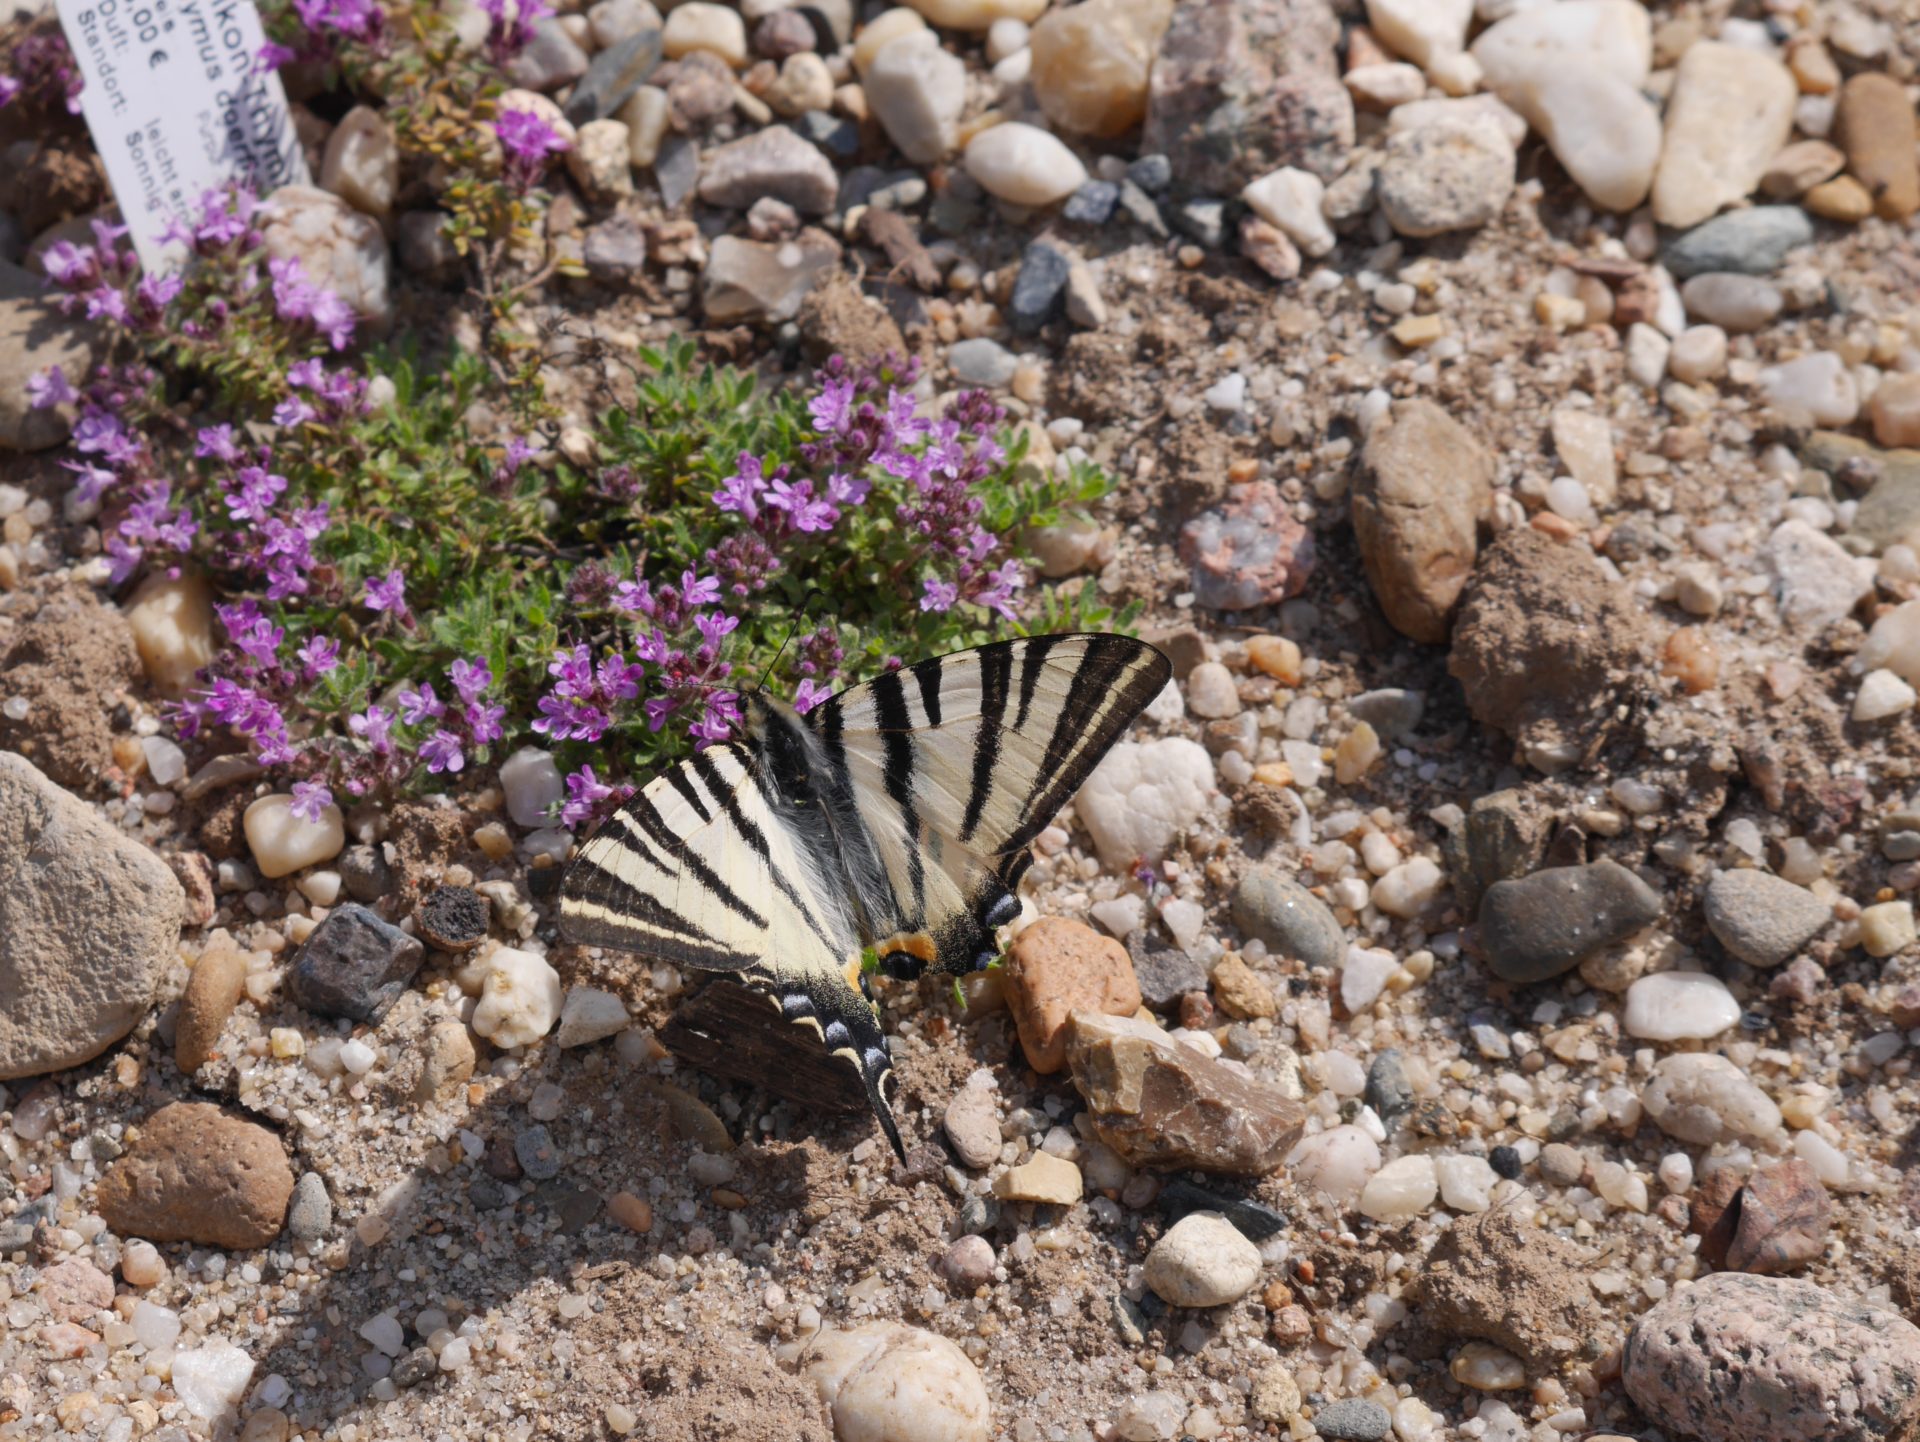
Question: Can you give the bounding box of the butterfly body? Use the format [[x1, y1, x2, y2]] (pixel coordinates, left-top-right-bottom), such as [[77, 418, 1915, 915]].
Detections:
[[559, 633, 1171, 1160]]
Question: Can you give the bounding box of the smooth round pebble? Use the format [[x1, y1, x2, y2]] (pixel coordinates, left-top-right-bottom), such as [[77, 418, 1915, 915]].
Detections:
[[1622, 971, 1741, 1041], [963, 122, 1088, 206], [787, 1323, 991, 1442], [1703, 869, 1833, 967], [1143, 1212, 1261, 1307], [1358, 1154, 1437, 1222], [243, 794, 346, 879]]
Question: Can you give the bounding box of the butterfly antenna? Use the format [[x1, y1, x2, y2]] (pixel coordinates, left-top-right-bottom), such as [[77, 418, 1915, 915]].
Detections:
[[753, 587, 825, 695]]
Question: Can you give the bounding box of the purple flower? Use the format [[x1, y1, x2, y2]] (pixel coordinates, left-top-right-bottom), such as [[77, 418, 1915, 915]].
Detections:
[[972, 559, 1025, 622], [0, 75, 19, 109], [296, 635, 341, 678], [559, 764, 613, 826], [494, 106, 571, 190], [682, 570, 720, 608], [63, 461, 116, 506], [466, 701, 506, 745], [766, 477, 837, 532], [397, 681, 446, 726], [920, 577, 958, 613], [613, 577, 653, 614], [448, 657, 492, 704], [826, 471, 869, 507], [349, 703, 395, 752], [808, 376, 854, 435], [84, 286, 129, 324], [419, 730, 466, 774], [287, 357, 328, 390], [225, 465, 289, 524], [694, 611, 738, 649], [26, 366, 72, 411], [196, 424, 242, 462], [364, 568, 407, 614], [714, 452, 769, 520], [274, 395, 316, 428], [42, 241, 96, 288], [289, 779, 334, 824], [793, 678, 830, 714], [310, 291, 356, 350]]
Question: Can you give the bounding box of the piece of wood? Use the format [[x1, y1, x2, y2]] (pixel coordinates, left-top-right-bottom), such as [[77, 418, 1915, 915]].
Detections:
[[660, 979, 868, 1112]]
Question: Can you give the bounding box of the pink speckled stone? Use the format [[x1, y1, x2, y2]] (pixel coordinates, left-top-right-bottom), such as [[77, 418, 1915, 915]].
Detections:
[[1625, 1272, 1920, 1442], [1177, 480, 1315, 610]]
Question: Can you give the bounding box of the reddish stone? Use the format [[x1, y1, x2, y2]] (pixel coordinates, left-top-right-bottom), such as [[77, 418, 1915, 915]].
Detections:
[[1178, 481, 1316, 611], [1003, 918, 1142, 1074], [1727, 1159, 1831, 1276]]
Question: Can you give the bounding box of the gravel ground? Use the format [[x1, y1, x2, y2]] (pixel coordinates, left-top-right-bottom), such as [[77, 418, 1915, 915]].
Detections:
[[6, 0, 1920, 1440]]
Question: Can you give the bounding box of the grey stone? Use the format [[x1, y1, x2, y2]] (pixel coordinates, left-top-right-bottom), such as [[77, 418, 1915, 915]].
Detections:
[[1115, 179, 1170, 236], [696, 127, 838, 215], [1062, 179, 1119, 225], [1348, 688, 1423, 740], [392, 1347, 438, 1388], [286, 903, 425, 1024], [1679, 272, 1783, 333], [0, 752, 183, 1079], [1312, 1398, 1391, 1441], [1479, 861, 1663, 984], [514, 1124, 562, 1181], [956, 1194, 1000, 1235], [1364, 1050, 1412, 1120], [286, 1172, 333, 1241], [564, 27, 663, 124], [535, 1181, 602, 1233], [1127, 154, 1172, 193], [1799, 431, 1920, 554], [1229, 867, 1343, 968], [1141, 0, 1352, 192], [1452, 788, 1546, 916], [1127, 933, 1211, 1009], [948, 337, 1017, 387], [505, 18, 590, 92], [337, 844, 392, 904], [655, 135, 700, 209], [1171, 198, 1228, 248], [793, 110, 860, 159], [702, 230, 842, 323], [1703, 869, 1831, 969], [469, 1175, 510, 1211], [1008, 240, 1072, 334], [1661, 206, 1813, 278], [584, 213, 649, 287]]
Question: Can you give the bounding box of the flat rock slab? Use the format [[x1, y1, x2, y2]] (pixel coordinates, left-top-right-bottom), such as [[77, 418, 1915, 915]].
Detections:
[[0, 751, 182, 1079], [1625, 1272, 1920, 1442]]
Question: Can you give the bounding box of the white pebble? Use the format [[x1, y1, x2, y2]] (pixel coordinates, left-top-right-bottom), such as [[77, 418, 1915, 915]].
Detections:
[[338, 1039, 378, 1075], [1793, 1129, 1851, 1186], [1144, 1212, 1261, 1306], [499, 747, 565, 828], [140, 736, 187, 786], [1359, 1154, 1437, 1221], [1436, 1154, 1496, 1213], [243, 794, 346, 879], [358, 1313, 405, 1357], [131, 1300, 181, 1350], [170, 1339, 255, 1422], [472, 948, 563, 1049], [963, 121, 1087, 206], [1759, 351, 1859, 426], [1341, 947, 1399, 1012], [1240, 167, 1336, 257], [556, 987, 630, 1048], [1622, 972, 1741, 1041], [1286, 1125, 1381, 1205], [1372, 857, 1443, 918], [1854, 669, 1916, 722]]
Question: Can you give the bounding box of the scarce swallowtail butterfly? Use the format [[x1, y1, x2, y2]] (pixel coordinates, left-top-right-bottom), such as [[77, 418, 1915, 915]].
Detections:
[[557, 633, 1171, 1161]]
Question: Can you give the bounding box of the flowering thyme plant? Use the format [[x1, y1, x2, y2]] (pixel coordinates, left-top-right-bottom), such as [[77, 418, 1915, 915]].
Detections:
[[31, 194, 1123, 825]]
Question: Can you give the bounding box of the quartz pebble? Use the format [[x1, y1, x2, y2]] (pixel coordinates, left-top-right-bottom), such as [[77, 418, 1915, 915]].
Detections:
[[1871, 375, 1920, 450], [1359, 1153, 1437, 1221], [1436, 1154, 1496, 1213], [1144, 1211, 1261, 1306], [1642, 1053, 1782, 1146], [499, 747, 565, 827], [1239, 167, 1335, 258], [1860, 901, 1917, 959], [1285, 1125, 1381, 1206], [1376, 114, 1515, 237], [867, 32, 966, 165], [1027, 0, 1170, 139], [1667, 325, 1727, 385], [1451, 1340, 1525, 1390], [1679, 273, 1781, 333], [172, 1339, 255, 1422], [964, 122, 1088, 207], [661, 2, 746, 65], [1651, 43, 1796, 228], [785, 1323, 991, 1442], [1622, 972, 1740, 1041], [244, 793, 346, 878], [556, 986, 629, 1047], [471, 947, 562, 1048], [1076, 738, 1216, 870], [1760, 352, 1858, 427]]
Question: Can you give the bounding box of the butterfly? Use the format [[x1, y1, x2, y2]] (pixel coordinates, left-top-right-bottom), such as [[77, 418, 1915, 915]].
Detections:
[[557, 633, 1172, 1161]]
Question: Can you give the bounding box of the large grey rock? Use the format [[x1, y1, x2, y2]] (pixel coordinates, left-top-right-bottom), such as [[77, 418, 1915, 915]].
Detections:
[[0, 752, 183, 1078], [1703, 869, 1832, 968]]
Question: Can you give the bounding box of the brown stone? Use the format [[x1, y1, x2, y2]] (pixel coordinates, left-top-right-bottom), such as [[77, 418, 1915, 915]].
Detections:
[[1690, 1165, 1745, 1269], [97, 1102, 294, 1250], [1209, 954, 1278, 1019], [1836, 73, 1919, 221], [1065, 1011, 1304, 1176], [1449, 529, 1659, 770], [1141, 0, 1353, 191], [1004, 917, 1142, 1074], [1412, 1206, 1604, 1371], [37, 1259, 114, 1323], [1712, 1159, 1832, 1276], [1029, 0, 1173, 139], [174, 944, 249, 1074], [1352, 399, 1493, 644], [1804, 175, 1873, 223]]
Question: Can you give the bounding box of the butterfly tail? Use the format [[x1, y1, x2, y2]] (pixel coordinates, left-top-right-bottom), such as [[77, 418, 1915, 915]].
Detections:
[[749, 964, 908, 1165]]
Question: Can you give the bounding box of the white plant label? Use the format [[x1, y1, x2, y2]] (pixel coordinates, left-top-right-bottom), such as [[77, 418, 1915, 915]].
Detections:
[[54, 0, 309, 271]]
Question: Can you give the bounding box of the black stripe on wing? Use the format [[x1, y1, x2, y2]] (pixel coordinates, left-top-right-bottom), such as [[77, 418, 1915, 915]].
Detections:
[[870, 669, 927, 923]]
